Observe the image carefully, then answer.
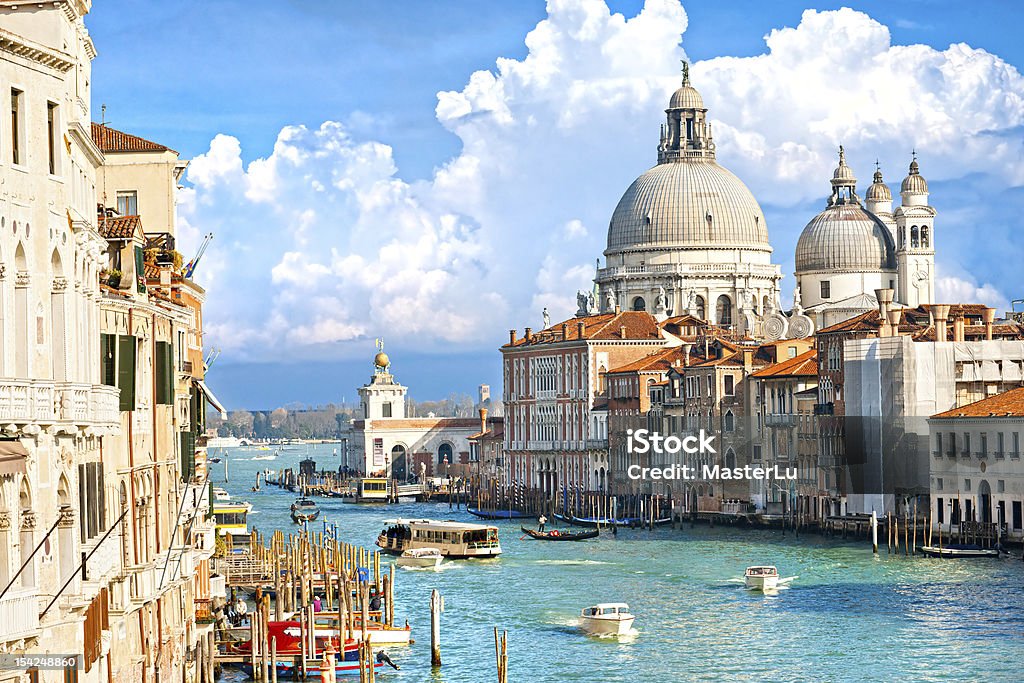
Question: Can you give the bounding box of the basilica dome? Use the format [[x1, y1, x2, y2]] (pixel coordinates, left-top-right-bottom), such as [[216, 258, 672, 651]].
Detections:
[[795, 204, 896, 273], [606, 160, 771, 254]]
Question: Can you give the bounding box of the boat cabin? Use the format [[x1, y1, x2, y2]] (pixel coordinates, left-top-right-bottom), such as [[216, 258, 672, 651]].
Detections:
[[582, 603, 631, 617], [377, 518, 502, 558], [359, 477, 389, 501]]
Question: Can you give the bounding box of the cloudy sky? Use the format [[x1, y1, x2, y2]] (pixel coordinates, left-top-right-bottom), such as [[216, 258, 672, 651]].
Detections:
[[89, 1, 1024, 409]]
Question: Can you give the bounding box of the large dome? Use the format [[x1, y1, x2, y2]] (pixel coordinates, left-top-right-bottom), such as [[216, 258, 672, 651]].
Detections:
[[606, 161, 771, 254], [795, 204, 896, 273]]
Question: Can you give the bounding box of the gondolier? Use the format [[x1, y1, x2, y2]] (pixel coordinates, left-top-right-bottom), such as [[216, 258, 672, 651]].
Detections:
[[521, 526, 599, 541], [538, 514, 548, 532]]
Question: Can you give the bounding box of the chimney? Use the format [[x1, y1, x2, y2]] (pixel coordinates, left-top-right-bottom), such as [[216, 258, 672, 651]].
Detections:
[[742, 347, 754, 374], [614, 304, 621, 315], [952, 314, 965, 342], [509, 329, 517, 345], [983, 307, 996, 341], [682, 342, 692, 367], [479, 408, 488, 435], [561, 323, 569, 340], [933, 304, 950, 342], [875, 288, 894, 337], [620, 325, 627, 339], [887, 308, 902, 335], [524, 327, 533, 342], [577, 321, 586, 339]]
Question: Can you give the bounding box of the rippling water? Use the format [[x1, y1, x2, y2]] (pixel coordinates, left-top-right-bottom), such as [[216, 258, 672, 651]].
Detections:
[[214, 445, 1024, 682]]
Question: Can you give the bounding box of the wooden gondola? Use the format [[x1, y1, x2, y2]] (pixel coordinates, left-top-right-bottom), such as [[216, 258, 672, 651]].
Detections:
[[520, 526, 599, 541], [467, 507, 534, 520], [554, 512, 672, 528]]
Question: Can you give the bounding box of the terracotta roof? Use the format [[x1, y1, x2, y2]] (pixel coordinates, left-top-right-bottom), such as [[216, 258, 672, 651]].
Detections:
[[932, 386, 1024, 419], [91, 123, 175, 154], [98, 214, 142, 239], [504, 311, 661, 347], [608, 347, 686, 374], [750, 349, 818, 378]]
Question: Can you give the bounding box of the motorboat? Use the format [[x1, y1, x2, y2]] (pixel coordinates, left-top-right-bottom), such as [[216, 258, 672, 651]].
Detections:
[[520, 526, 599, 541], [579, 603, 634, 636], [396, 547, 443, 568], [377, 519, 502, 558], [744, 566, 780, 591], [212, 487, 232, 503], [919, 544, 1002, 558], [290, 497, 320, 523]]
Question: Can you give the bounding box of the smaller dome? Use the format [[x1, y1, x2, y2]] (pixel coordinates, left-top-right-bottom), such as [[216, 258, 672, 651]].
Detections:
[[374, 352, 390, 369], [830, 146, 856, 185], [795, 204, 897, 273], [669, 84, 704, 110], [866, 168, 892, 202], [901, 158, 928, 194]]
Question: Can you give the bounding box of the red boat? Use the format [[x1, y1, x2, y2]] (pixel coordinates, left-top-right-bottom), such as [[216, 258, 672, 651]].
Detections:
[[225, 620, 359, 659]]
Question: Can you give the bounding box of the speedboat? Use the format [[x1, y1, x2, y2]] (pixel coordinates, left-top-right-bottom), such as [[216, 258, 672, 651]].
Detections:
[[396, 547, 443, 568], [290, 498, 320, 523], [579, 603, 634, 636], [745, 566, 780, 590]]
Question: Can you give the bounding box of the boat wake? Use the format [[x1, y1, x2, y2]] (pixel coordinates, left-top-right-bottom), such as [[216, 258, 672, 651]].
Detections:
[[397, 562, 463, 573]]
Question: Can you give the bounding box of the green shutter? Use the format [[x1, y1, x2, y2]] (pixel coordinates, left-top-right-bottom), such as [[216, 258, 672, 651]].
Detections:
[[100, 334, 116, 386], [134, 246, 146, 293], [155, 341, 173, 405], [179, 431, 196, 482], [117, 335, 136, 412]]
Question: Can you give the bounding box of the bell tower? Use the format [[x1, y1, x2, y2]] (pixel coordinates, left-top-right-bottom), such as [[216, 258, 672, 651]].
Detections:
[[894, 154, 936, 308], [358, 338, 407, 420]]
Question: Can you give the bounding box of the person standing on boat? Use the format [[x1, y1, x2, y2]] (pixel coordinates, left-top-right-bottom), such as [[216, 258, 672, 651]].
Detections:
[[235, 597, 248, 625], [538, 514, 548, 532], [313, 595, 323, 612]]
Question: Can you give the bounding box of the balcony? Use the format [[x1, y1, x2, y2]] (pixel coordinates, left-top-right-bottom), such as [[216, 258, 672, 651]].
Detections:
[[813, 403, 834, 416], [209, 574, 227, 600], [0, 589, 40, 643], [0, 380, 120, 430], [84, 532, 122, 581], [128, 563, 160, 604], [764, 413, 797, 428]]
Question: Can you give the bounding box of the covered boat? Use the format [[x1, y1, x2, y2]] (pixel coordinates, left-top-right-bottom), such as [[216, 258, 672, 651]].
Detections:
[[396, 547, 444, 568], [744, 565, 779, 591], [377, 519, 501, 559], [291, 497, 320, 523], [579, 603, 635, 636], [520, 526, 598, 541]]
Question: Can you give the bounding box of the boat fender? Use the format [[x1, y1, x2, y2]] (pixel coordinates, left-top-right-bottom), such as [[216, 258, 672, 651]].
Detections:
[[376, 651, 400, 670]]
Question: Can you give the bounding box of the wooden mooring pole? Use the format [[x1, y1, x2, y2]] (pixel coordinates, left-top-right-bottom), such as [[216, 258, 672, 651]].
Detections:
[[430, 589, 443, 668]]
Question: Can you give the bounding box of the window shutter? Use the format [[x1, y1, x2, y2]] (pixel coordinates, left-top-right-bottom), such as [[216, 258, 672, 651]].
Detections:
[[155, 342, 173, 405], [134, 246, 146, 293], [180, 431, 196, 482], [97, 462, 106, 530], [78, 464, 88, 541], [117, 335, 136, 411], [100, 334, 116, 386]]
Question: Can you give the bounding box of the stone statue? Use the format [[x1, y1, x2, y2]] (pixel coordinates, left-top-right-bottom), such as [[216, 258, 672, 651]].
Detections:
[[686, 288, 698, 315], [793, 287, 803, 315], [586, 291, 596, 315], [576, 291, 589, 317], [542, 307, 550, 328], [605, 288, 616, 312], [655, 286, 668, 312]]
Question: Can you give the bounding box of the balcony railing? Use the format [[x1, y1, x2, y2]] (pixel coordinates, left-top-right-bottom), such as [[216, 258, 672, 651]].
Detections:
[[209, 575, 227, 599], [764, 413, 798, 428], [0, 590, 40, 643], [84, 532, 122, 581], [0, 380, 119, 427]]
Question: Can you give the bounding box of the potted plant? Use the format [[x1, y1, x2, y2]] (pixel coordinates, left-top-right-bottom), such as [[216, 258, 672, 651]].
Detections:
[[103, 268, 122, 288]]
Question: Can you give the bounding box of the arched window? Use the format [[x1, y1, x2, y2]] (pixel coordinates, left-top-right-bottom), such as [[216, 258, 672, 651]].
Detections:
[[695, 295, 706, 321], [437, 443, 454, 467], [391, 445, 408, 481], [725, 449, 736, 469], [724, 410, 735, 433], [911, 226, 920, 248], [921, 226, 929, 249], [762, 295, 770, 315], [899, 226, 905, 249], [716, 295, 732, 326], [632, 297, 646, 312]]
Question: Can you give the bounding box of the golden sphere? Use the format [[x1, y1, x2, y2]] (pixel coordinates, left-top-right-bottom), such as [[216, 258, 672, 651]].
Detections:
[[374, 352, 390, 368]]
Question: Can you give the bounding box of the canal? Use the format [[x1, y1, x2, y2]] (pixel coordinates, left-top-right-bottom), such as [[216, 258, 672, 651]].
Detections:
[[215, 445, 1024, 682]]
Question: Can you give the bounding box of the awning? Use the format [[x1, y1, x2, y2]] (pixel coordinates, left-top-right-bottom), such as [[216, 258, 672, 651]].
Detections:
[[195, 380, 228, 420], [0, 440, 28, 476]]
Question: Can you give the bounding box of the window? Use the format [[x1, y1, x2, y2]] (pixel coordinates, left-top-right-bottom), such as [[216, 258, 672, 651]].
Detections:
[[963, 432, 970, 456], [964, 478, 971, 492], [937, 498, 944, 524], [706, 376, 712, 397], [382, 402, 392, 418], [788, 346, 797, 359], [716, 295, 732, 326], [155, 341, 174, 405], [117, 191, 138, 216], [47, 102, 59, 175], [936, 477, 943, 491], [11, 89, 24, 165], [998, 480, 1005, 493], [100, 334, 117, 386], [117, 335, 137, 411], [935, 432, 942, 456], [632, 296, 646, 312], [911, 226, 920, 248], [997, 432, 1005, 457], [1014, 432, 1020, 456], [723, 375, 734, 396], [820, 280, 831, 299], [724, 410, 734, 432], [980, 433, 987, 456]]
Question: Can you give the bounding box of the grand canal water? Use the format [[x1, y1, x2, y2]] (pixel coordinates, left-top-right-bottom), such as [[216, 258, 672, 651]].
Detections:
[[214, 445, 1024, 682]]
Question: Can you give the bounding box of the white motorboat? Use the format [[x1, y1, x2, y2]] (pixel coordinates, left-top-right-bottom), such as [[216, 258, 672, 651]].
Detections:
[[744, 565, 780, 590], [579, 603, 635, 636], [396, 547, 444, 568]]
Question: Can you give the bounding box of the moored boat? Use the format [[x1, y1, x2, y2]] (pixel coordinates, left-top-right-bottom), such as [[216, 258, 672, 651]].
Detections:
[[554, 512, 671, 528], [579, 603, 635, 636], [919, 544, 1001, 558], [377, 519, 502, 558], [744, 565, 779, 590], [520, 526, 599, 541], [467, 507, 534, 520], [396, 547, 444, 568]]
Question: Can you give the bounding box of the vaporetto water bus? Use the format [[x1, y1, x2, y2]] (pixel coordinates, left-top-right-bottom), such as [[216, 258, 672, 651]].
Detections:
[[376, 518, 502, 558]]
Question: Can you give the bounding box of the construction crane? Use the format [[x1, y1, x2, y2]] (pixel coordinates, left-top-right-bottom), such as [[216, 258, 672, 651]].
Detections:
[[183, 233, 213, 279]]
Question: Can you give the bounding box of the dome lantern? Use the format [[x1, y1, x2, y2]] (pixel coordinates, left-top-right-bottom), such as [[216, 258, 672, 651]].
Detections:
[[900, 151, 929, 198]]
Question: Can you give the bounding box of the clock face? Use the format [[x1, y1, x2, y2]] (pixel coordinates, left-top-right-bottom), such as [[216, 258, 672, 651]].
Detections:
[[914, 270, 929, 284]]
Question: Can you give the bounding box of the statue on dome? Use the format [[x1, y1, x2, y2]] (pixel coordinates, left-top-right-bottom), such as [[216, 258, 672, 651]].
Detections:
[[605, 288, 617, 312], [655, 286, 668, 313], [542, 307, 551, 329]]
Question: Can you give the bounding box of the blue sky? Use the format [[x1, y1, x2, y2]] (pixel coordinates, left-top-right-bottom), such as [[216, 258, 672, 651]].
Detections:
[[87, 1, 1024, 409]]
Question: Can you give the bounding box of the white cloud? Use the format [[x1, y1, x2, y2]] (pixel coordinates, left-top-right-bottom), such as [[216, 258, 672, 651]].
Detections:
[[936, 275, 1007, 312], [180, 1, 1024, 361]]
